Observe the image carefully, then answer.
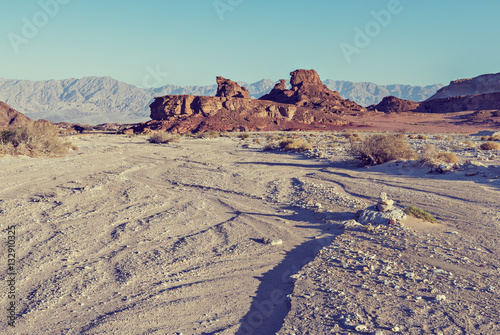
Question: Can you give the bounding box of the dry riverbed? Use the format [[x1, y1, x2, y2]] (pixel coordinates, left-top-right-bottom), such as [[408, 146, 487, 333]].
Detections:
[[1, 131, 499, 334]]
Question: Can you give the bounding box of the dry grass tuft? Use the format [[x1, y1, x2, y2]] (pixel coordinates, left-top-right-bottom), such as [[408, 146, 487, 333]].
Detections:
[[196, 130, 220, 139], [437, 152, 459, 164], [279, 139, 313, 152], [350, 134, 417, 165], [421, 144, 458, 164], [148, 132, 180, 144], [480, 141, 500, 150], [0, 121, 72, 157]]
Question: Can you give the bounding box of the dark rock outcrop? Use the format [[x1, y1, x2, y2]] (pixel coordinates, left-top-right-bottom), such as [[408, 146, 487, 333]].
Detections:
[[369, 96, 420, 113], [0, 101, 31, 129], [138, 70, 366, 134]]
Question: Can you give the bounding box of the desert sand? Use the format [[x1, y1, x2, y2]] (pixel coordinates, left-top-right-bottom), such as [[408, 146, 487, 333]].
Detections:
[[1, 132, 499, 334]]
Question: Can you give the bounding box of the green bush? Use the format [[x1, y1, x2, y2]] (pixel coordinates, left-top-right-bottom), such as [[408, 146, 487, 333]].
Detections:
[[404, 206, 437, 223]]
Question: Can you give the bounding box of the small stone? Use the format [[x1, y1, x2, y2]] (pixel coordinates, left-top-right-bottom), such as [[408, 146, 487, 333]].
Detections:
[[435, 295, 446, 302], [356, 324, 368, 332], [391, 326, 401, 332], [263, 238, 283, 246], [372, 331, 384, 335]]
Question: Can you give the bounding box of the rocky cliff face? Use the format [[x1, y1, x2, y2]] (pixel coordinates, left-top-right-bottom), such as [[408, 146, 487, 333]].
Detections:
[[427, 73, 500, 100], [0, 101, 31, 129], [371, 73, 500, 114], [140, 69, 366, 133]]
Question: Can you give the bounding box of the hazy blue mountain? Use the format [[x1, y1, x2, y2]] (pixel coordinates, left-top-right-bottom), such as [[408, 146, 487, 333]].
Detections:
[[0, 76, 443, 124], [323, 80, 444, 106]]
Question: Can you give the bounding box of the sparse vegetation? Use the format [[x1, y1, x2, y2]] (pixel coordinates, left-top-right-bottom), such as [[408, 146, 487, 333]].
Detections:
[[196, 130, 220, 139], [417, 134, 428, 140], [404, 206, 438, 223], [437, 152, 459, 164], [148, 132, 180, 144], [279, 139, 312, 152], [350, 134, 417, 165], [463, 139, 475, 149], [480, 141, 500, 150], [421, 144, 459, 164], [0, 121, 72, 157], [237, 133, 250, 140]]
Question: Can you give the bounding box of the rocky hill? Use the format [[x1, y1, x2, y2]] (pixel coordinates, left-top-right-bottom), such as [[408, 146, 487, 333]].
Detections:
[[0, 76, 441, 125], [427, 72, 500, 100], [370, 72, 500, 115], [0, 101, 31, 129]]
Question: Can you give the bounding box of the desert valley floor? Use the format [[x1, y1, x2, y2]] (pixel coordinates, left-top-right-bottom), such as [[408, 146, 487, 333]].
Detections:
[[1, 132, 500, 335]]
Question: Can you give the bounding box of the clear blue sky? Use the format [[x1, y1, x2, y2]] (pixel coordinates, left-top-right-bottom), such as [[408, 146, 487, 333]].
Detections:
[[1, 0, 499, 87]]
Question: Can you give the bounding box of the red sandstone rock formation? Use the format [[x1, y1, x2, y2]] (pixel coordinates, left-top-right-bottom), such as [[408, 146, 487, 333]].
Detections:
[[138, 70, 366, 134], [0, 101, 31, 129], [259, 69, 364, 112], [215, 76, 250, 99]]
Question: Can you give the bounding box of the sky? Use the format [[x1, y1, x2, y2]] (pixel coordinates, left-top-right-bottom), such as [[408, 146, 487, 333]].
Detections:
[[1, 0, 499, 88]]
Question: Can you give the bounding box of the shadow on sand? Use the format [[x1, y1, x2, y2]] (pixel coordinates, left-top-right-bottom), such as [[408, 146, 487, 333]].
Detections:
[[224, 207, 344, 335]]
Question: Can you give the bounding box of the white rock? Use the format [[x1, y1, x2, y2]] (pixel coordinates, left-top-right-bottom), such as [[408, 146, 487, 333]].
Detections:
[[435, 295, 446, 302], [356, 324, 368, 332]]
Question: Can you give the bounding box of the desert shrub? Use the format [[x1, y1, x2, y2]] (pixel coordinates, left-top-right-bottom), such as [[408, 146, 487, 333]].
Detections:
[[0, 121, 71, 157], [408, 134, 416, 139], [279, 139, 312, 152], [237, 133, 250, 140], [263, 144, 277, 151], [492, 135, 500, 141], [421, 144, 439, 165], [148, 132, 180, 144], [450, 143, 462, 151], [265, 134, 280, 141], [437, 152, 459, 164], [480, 141, 500, 150], [350, 134, 417, 165], [417, 134, 428, 140], [421, 145, 458, 164], [404, 206, 437, 223], [463, 140, 475, 148], [196, 130, 220, 139], [480, 135, 491, 141], [435, 135, 444, 140]]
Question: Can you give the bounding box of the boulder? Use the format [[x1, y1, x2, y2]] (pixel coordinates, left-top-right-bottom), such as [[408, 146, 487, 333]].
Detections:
[[358, 205, 407, 225]]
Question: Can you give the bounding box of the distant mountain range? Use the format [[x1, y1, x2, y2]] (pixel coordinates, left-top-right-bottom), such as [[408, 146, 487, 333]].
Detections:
[[0, 77, 443, 124]]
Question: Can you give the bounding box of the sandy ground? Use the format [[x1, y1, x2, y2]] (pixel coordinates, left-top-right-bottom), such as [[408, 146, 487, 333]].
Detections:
[[1, 132, 499, 334]]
